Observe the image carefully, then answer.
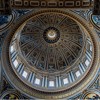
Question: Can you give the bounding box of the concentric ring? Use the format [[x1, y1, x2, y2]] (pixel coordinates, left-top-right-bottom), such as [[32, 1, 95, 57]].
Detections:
[[1, 10, 99, 99]]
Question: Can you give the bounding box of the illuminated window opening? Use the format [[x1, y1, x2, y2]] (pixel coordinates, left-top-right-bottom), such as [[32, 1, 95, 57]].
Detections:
[[75, 71, 81, 77], [35, 78, 40, 85], [85, 59, 90, 67], [63, 78, 69, 85], [13, 59, 18, 68], [90, 45, 92, 51], [10, 45, 14, 53], [22, 71, 28, 78], [49, 81, 54, 87]]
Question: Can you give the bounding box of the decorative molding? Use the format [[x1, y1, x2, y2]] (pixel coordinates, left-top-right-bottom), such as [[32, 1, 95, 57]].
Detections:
[[10, 0, 93, 9], [1, 9, 100, 99]]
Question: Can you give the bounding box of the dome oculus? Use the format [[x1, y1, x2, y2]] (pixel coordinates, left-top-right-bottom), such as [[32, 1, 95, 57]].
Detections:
[[43, 27, 60, 43]]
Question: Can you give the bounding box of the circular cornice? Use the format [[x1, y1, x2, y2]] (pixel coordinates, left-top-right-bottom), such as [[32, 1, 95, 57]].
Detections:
[[1, 9, 100, 99], [8, 12, 86, 92]]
